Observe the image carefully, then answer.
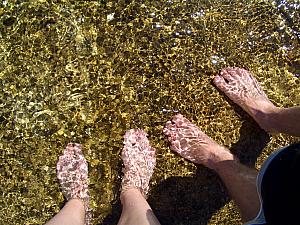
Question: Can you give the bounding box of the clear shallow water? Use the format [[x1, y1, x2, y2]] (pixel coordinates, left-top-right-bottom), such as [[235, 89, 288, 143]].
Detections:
[[0, 0, 300, 224]]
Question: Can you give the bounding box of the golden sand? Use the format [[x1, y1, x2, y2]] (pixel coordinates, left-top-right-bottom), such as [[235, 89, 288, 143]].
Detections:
[[1, 0, 299, 224]]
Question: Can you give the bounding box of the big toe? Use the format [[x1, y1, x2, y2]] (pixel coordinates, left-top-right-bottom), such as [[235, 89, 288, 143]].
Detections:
[[171, 113, 184, 124], [124, 129, 147, 146], [171, 113, 194, 128], [224, 67, 241, 77], [164, 122, 179, 143], [213, 75, 230, 93], [163, 121, 174, 135], [164, 114, 185, 134]]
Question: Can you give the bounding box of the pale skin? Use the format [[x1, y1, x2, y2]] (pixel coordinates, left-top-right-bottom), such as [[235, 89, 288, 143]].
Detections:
[[46, 130, 161, 225], [46, 192, 161, 225], [118, 188, 161, 225], [46, 67, 300, 224], [45, 143, 88, 225], [117, 129, 161, 225], [45, 199, 85, 225]]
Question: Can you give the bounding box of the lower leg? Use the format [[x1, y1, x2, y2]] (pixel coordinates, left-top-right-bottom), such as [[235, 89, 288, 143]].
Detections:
[[45, 199, 85, 225], [118, 189, 161, 225], [256, 106, 300, 136], [212, 159, 260, 221], [164, 114, 260, 222], [118, 129, 161, 225]]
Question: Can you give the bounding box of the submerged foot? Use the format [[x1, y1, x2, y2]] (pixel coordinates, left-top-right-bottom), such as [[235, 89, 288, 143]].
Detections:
[[213, 67, 278, 132], [121, 129, 156, 198], [163, 114, 235, 170], [57, 143, 90, 224]]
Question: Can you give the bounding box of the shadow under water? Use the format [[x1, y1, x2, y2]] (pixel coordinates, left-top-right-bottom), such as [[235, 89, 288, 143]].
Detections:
[[149, 167, 228, 225], [1, 0, 300, 224], [100, 166, 229, 225], [100, 118, 270, 225]]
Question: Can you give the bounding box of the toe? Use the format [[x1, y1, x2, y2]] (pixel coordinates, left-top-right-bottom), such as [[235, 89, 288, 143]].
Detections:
[[171, 113, 186, 127], [213, 75, 230, 93], [237, 67, 250, 75], [235, 67, 253, 81], [64, 143, 74, 155], [172, 113, 184, 122], [170, 140, 181, 153], [149, 147, 156, 155], [180, 115, 192, 125], [73, 143, 83, 155], [163, 121, 174, 135], [220, 69, 235, 82], [124, 129, 142, 146]]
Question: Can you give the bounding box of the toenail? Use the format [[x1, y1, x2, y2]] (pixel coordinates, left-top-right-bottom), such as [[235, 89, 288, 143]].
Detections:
[[214, 76, 221, 82]]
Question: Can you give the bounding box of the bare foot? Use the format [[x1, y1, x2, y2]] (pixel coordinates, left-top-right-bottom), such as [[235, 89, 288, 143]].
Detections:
[[57, 143, 90, 224], [213, 67, 278, 132], [163, 114, 235, 170], [121, 129, 156, 198]]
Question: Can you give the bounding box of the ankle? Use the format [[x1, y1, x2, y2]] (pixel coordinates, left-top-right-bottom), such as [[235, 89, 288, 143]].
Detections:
[[213, 156, 241, 175], [121, 187, 141, 196], [66, 199, 85, 214], [67, 198, 85, 206], [120, 188, 144, 204], [206, 146, 236, 170], [252, 106, 281, 134]]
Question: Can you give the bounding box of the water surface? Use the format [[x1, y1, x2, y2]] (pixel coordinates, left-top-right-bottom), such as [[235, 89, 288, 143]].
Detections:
[[1, 0, 300, 224]]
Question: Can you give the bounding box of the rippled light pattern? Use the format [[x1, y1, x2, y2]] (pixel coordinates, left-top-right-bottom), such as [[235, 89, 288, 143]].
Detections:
[[0, 0, 300, 224]]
